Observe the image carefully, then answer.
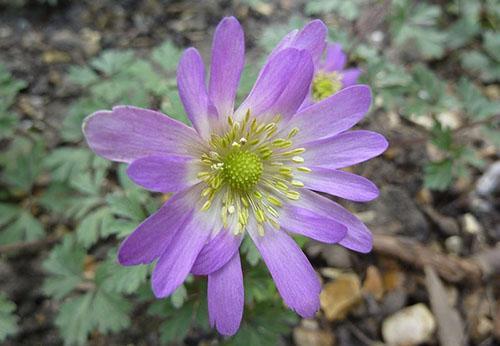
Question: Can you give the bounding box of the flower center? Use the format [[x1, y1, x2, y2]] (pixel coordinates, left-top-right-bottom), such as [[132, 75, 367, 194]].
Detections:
[[312, 72, 342, 101], [196, 112, 311, 236], [222, 150, 263, 192]]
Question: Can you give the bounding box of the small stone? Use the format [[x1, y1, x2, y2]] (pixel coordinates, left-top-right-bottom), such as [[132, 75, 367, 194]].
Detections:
[[362, 266, 384, 301], [436, 111, 462, 130], [382, 303, 436, 345], [254, 3, 273, 16], [416, 187, 433, 205], [81, 28, 101, 56], [42, 50, 71, 64], [461, 213, 483, 235], [444, 235, 463, 255], [476, 161, 500, 196], [293, 320, 335, 346], [320, 273, 361, 321]]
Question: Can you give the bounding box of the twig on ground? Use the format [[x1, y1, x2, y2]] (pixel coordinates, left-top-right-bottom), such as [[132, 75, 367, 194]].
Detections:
[[372, 233, 500, 284]]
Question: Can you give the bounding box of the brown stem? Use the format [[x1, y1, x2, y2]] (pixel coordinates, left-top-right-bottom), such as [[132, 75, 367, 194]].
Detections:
[[0, 233, 62, 254], [372, 233, 500, 284]]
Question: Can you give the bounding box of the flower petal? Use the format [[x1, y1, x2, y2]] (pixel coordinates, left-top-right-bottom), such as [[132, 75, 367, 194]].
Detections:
[[269, 20, 327, 65], [280, 205, 347, 243], [177, 48, 214, 138], [235, 48, 308, 120], [341, 68, 362, 87], [191, 230, 243, 275], [118, 185, 200, 266], [208, 253, 244, 336], [285, 85, 372, 144], [266, 50, 314, 120], [322, 43, 346, 71], [302, 130, 388, 169], [297, 167, 379, 202], [209, 16, 245, 119], [151, 213, 211, 298], [249, 226, 321, 318], [83, 106, 204, 163], [127, 155, 199, 193], [297, 189, 373, 253]]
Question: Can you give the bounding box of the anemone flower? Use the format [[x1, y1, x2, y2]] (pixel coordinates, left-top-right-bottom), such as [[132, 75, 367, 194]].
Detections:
[[270, 21, 362, 107], [83, 17, 387, 336]]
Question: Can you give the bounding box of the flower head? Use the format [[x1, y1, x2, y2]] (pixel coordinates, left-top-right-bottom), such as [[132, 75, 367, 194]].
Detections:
[[83, 17, 387, 336], [270, 21, 362, 106]]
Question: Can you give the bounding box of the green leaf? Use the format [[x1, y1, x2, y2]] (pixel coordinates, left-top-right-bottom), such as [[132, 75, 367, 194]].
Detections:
[[160, 88, 189, 125], [484, 31, 500, 62], [70, 169, 106, 196], [44, 148, 95, 182], [1, 137, 45, 193], [305, 0, 364, 20], [225, 302, 298, 346], [62, 97, 107, 142], [424, 159, 454, 190], [96, 258, 148, 294], [158, 303, 192, 344], [482, 126, 500, 148], [258, 17, 305, 53], [244, 264, 276, 304], [241, 236, 260, 266], [39, 183, 102, 220], [42, 235, 85, 299], [460, 51, 500, 83], [456, 77, 499, 119], [0, 112, 18, 140], [390, 0, 446, 59], [152, 40, 183, 72], [55, 293, 94, 346], [55, 290, 131, 346], [0, 207, 44, 245], [90, 50, 135, 76], [92, 290, 131, 334], [445, 18, 480, 49], [67, 65, 98, 87], [171, 284, 188, 308], [430, 123, 453, 151], [76, 206, 114, 248], [0, 63, 27, 111], [106, 190, 148, 222], [0, 293, 18, 342]]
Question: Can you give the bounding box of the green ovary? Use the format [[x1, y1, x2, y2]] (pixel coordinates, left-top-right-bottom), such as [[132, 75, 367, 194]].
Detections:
[[222, 150, 263, 192], [312, 72, 342, 101]]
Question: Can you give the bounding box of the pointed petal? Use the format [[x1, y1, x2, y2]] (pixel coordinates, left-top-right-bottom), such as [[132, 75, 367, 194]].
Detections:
[[118, 186, 200, 266], [302, 130, 388, 169], [151, 214, 211, 298], [127, 155, 199, 193], [83, 106, 203, 163], [209, 17, 245, 118], [297, 189, 373, 253], [235, 48, 308, 120], [191, 230, 243, 275], [290, 20, 328, 64], [177, 48, 213, 138], [285, 85, 372, 144], [323, 43, 346, 71], [250, 227, 321, 318], [266, 50, 314, 120], [341, 68, 362, 87], [208, 253, 244, 336], [297, 167, 379, 202], [280, 204, 347, 243], [269, 20, 327, 65]]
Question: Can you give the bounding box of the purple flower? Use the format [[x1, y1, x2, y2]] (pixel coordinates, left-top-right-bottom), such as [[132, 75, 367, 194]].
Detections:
[[271, 21, 362, 107], [83, 17, 387, 336]]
